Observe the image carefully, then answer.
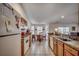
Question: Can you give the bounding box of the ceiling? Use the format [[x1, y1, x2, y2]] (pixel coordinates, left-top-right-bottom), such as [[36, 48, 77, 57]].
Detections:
[[21, 3, 78, 24]]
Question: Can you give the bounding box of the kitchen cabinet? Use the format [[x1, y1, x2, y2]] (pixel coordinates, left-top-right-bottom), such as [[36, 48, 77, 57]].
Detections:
[[64, 44, 78, 56], [64, 50, 73, 56], [57, 40, 64, 56], [53, 37, 64, 56], [52, 36, 79, 56], [53, 37, 58, 56], [49, 36, 53, 50], [48, 33, 54, 48]]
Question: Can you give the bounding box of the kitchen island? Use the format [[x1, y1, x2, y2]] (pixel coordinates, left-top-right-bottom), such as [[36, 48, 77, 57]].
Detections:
[[49, 35, 79, 56]]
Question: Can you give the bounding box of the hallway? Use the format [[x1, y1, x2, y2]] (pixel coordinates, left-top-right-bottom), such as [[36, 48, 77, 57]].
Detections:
[[25, 40, 54, 56], [0, 3, 79, 56]]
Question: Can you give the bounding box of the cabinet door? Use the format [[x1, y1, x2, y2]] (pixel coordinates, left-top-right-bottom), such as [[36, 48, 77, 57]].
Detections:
[[53, 38, 58, 56], [58, 45, 63, 56], [57, 40, 64, 56], [53, 43, 57, 55], [48, 35, 50, 47], [64, 50, 73, 56], [64, 44, 78, 56], [50, 37, 53, 50]]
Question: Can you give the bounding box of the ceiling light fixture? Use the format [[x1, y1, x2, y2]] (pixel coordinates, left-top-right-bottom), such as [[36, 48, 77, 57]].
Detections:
[[61, 16, 64, 19]]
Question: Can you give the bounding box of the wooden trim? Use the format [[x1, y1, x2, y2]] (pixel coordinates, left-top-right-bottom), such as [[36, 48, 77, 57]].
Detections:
[[19, 33, 31, 56], [21, 33, 31, 56], [0, 33, 20, 37], [21, 38, 24, 56], [24, 47, 31, 56], [49, 45, 53, 51]]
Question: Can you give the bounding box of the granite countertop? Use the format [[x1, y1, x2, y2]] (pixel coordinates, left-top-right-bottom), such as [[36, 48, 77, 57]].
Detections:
[[51, 35, 79, 51]]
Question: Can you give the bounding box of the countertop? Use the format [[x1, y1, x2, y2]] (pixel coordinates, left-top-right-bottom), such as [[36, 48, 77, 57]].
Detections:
[[51, 35, 79, 51]]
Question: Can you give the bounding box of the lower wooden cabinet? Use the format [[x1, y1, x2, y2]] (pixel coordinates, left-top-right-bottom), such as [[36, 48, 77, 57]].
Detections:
[[64, 44, 78, 56], [57, 40, 64, 56], [50, 37, 53, 50], [52, 37, 79, 56], [53, 38, 58, 56], [64, 50, 74, 56]]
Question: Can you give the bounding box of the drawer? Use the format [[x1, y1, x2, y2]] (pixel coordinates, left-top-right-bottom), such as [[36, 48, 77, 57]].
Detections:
[[64, 50, 73, 56], [64, 44, 78, 56]]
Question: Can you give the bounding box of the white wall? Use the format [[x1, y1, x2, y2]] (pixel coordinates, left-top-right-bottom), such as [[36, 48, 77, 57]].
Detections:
[[0, 3, 30, 56], [0, 14, 21, 55], [49, 4, 79, 33], [24, 36, 30, 54], [31, 24, 46, 35], [0, 34, 21, 56], [9, 3, 31, 28], [49, 23, 79, 33], [0, 14, 21, 56]]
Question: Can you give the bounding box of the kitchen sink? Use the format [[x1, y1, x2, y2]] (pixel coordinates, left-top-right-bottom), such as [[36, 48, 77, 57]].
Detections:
[[59, 37, 71, 41], [61, 38, 71, 41]]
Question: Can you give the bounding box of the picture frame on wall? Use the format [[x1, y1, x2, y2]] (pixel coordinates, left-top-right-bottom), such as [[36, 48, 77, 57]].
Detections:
[[5, 18, 12, 32], [15, 15, 20, 29], [72, 26, 76, 31], [21, 17, 27, 26]]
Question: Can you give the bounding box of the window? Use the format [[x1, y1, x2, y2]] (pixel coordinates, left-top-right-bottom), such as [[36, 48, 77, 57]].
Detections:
[[37, 26, 43, 35], [31, 26, 34, 34], [58, 27, 69, 34]]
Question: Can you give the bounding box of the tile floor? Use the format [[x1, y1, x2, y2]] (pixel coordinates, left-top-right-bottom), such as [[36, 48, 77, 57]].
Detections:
[[25, 40, 54, 56]]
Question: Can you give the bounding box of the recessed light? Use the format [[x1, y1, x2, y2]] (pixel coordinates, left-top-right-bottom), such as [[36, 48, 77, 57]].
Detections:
[[61, 16, 64, 19], [55, 28, 58, 31]]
